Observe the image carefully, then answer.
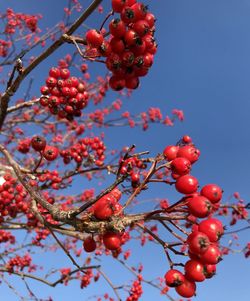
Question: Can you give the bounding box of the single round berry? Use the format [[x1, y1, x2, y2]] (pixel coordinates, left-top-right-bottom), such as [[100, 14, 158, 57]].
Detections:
[[200, 184, 223, 203], [31, 136, 46, 152], [177, 145, 200, 164], [198, 218, 224, 242], [109, 75, 125, 91], [164, 269, 185, 287], [175, 278, 196, 298], [109, 18, 126, 38], [83, 236, 96, 252], [43, 146, 59, 161], [163, 145, 179, 161], [103, 232, 121, 250], [184, 260, 206, 282], [175, 175, 199, 194], [187, 195, 212, 218], [171, 157, 191, 175], [187, 231, 210, 255], [200, 244, 222, 264], [204, 264, 216, 279], [85, 29, 104, 48]]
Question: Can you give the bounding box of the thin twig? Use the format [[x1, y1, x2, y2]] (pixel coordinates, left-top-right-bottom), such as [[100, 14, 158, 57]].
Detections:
[[98, 268, 122, 301]]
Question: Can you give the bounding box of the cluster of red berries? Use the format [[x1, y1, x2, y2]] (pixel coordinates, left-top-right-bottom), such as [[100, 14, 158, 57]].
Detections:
[[164, 217, 224, 298], [80, 269, 93, 288], [0, 39, 11, 57], [37, 170, 62, 190], [33, 228, 50, 245], [6, 254, 32, 272], [83, 188, 123, 252], [31, 135, 59, 161], [85, 0, 156, 91], [4, 8, 41, 34], [0, 174, 28, 221], [60, 268, 71, 286], [119, 155, 146, 188], [163, 136, 224, 298], [126, 275, 143, 301], [60, 136, 106, 166], [40, 67, 89, 120], [17, 137, 31, 154], [0, 230, 15, 244]]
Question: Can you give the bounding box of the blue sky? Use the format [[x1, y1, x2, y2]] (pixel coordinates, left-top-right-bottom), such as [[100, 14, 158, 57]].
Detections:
[[0, 0, 250, 300]]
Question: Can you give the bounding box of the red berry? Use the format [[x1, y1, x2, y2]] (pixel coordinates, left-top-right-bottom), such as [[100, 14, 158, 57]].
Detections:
[[121, 7, 137, 24], [70, 76, 79, 87], [99, 41, 112, 57], [200, 184, 223, 203], [184, 260, 206, 282], [133, 20, 150, 36], [182, 135, 192, 144], [125, 77, 139, 89], [164, 269, 185, 287], [175, 175, 199, 194], [60, 68, 70, 79], [111, 0, 127, 13], [126, 0, 137, 6], [177, 145, 200, 164], [85, 29, 104, 48], [163, 145, 179, 161], [198, 218, 224, 242], [110, 37, 125, 54], [31, 136, 46, 152], [109, 75, 126, 91], [110, 188, 122, 201], [187, 231, 210, 255], [171, 157, 191, 175], [187, 195, 212, 218], [49, 67, 60, 78], [43, 146, 59, 161], [93, 194, 116, 220], [103, 232, 121, 250], [124, 29, 139, 46], [46, 76, 57, 87], [143, 53, 154, 67], [175, 278, 196, 298], [204, 264, 216, 279], [143, 34, 155, 49], [40, 85, 50, 95], [131, 172, 140, 182], [131, 2, 148, 20], [131, 40, 146, 56], [106, 53, 122, 71], [109, 18, 126, 38], [144, 12, 156, 28], [122, 51, 135, 67], [40, 96, 49, 107], [83, 236, 96, 252], [200, 244, 222, 264]]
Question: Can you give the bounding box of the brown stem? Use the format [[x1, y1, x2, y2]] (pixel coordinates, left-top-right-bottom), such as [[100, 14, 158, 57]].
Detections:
[[122, 155, 161, 211], [32, 152, 43, 173], [47, 226, 88, 275], [159, 220, 185, 242], [7, 98, 40, 114], [0, 265, 100, 287], [99, 10, 114, 31]]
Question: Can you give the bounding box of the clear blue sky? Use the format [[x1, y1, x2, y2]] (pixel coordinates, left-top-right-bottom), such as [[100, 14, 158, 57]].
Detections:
[[0, 0, 250, 300]]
